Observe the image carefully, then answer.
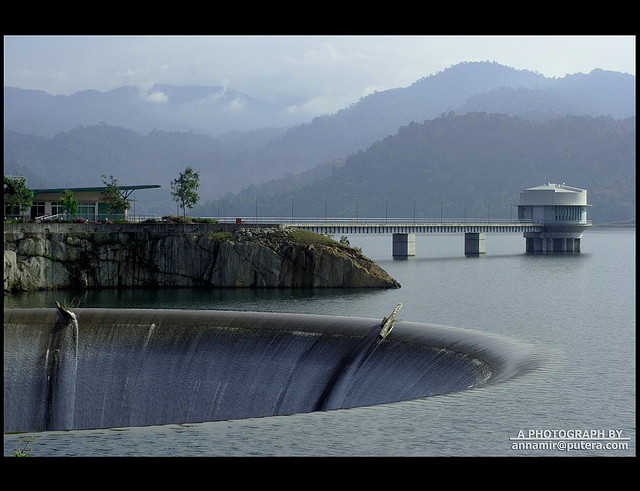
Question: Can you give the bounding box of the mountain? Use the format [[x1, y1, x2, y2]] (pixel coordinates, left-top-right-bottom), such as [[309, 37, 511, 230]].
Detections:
[[254, 63, 634, 175], [197, 113, 635, 224], [4, 62, 635, 221]]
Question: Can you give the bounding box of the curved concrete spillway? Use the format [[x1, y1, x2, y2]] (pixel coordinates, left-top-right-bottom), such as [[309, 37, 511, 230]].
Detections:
[[3, 308, 545, 433]]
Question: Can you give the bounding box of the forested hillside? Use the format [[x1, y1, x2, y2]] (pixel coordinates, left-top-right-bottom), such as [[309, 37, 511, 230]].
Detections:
[[198, 113, 635, 224], [3, 124, 296, 215]]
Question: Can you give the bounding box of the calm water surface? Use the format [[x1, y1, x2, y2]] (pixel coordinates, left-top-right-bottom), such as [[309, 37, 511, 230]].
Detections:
[[4, 228, 635, 456]]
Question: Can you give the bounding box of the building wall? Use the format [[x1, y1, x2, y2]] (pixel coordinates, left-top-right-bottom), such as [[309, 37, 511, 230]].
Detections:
[[6, 190, 127, 221]]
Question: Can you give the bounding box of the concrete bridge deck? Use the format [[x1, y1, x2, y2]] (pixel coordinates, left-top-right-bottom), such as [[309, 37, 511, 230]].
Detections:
[[219, 217, 544, 233]]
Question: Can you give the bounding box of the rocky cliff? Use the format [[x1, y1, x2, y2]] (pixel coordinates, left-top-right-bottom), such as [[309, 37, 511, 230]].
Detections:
[[4, 223, 400, 292]]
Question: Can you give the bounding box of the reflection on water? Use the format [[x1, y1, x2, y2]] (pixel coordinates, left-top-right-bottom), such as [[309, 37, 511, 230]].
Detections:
[[4, 286, 340, 309]]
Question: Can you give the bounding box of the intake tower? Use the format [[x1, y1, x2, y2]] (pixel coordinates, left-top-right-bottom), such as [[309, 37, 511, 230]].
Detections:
[[518, 183, 591, 252]]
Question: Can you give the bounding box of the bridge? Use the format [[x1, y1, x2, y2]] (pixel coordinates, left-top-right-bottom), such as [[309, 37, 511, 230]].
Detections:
[[217, 216, 547, 256], [282, 217, 542, 235], [217, 183, 592, 256]]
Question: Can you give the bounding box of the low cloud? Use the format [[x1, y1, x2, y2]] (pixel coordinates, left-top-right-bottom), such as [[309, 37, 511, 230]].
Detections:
[[225, 97, 247, 111], [139, 88, 169, 104]]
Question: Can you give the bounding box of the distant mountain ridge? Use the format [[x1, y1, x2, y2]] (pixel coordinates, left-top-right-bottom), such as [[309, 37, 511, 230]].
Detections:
[[4, 62, 635, 141], [3, 84, 300, 137], [457, 68, 634, 121]]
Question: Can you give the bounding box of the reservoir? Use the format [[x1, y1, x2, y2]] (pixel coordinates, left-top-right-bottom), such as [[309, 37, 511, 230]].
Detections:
[[3, 228, 635, 456]]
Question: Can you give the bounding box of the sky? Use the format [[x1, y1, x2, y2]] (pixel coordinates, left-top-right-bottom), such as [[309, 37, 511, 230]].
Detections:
[[4, 35, 636, 118]]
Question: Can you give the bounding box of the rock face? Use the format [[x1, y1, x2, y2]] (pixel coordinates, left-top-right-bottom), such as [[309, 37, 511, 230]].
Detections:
[[4, 224, 400, 292]]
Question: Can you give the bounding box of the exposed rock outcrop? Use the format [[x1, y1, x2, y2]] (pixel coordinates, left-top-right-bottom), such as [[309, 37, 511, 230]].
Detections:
[[4, 224, 400, 292]]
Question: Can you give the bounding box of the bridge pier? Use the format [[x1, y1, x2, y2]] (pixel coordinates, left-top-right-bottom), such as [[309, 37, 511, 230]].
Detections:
[[464, 232, 486, 255], [525, 235, 581, 253], [392, 233, 415, 257]]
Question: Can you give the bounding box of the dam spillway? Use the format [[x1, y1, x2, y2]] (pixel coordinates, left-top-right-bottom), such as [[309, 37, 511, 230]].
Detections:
[[3, 308, 544, 433]]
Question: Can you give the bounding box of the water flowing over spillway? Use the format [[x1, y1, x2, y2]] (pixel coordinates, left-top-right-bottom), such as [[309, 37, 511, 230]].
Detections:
[[4, 308, 545, 433]]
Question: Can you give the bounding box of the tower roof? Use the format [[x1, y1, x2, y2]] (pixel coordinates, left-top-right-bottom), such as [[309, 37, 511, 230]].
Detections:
[[520, 183, 588, 206]]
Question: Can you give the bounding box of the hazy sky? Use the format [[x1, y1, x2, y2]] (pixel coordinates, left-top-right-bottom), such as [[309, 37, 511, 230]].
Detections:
[[4, 35, 635, 118]]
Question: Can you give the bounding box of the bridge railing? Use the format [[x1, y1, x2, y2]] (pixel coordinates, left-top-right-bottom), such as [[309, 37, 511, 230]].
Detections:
[[212, 216, 543, 225]]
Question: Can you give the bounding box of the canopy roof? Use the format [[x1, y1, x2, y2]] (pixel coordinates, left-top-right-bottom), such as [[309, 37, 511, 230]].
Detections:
[[31, 184, 160, 194]]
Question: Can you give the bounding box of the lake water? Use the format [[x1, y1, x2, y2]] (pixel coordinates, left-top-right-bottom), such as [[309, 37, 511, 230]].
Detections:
[[3, 228, 635, 456]]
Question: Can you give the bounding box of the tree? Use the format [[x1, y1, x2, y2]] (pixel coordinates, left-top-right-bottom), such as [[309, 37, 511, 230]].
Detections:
[[101, 174, 131, 219], [59, 189, 79, 219], [171, 166, 200, 219], [4, 175, 34, 222]]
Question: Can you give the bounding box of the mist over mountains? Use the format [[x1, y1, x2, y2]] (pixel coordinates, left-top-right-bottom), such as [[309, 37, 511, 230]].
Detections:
[[3, 61, 635, 223], [4, 84, 302, 137]]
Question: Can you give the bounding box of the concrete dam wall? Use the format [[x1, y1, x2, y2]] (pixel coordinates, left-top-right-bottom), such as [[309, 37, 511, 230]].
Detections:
[[3, 308, 544, 433]]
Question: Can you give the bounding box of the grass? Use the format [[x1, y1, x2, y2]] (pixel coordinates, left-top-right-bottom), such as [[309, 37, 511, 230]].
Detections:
[[277, 229, 363, 253], [284, 229, 341, 246], [12, 436, 35, 457]]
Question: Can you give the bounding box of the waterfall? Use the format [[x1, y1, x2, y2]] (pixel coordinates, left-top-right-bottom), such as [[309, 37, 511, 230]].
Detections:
[[43, 303, 78, 431]]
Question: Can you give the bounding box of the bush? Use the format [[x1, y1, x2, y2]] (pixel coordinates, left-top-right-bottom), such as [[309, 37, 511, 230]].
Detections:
[[162, 215, 218, 224]]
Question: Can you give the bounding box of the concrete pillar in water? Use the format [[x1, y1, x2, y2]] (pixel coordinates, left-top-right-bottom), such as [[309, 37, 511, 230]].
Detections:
[[464, 232, 486, 255], [525, 237, 535, 252], [524, 233, 583, 253], [392, 233, 415, 257], [545, 238, 554, 252], [570, 238, 581, 252]]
